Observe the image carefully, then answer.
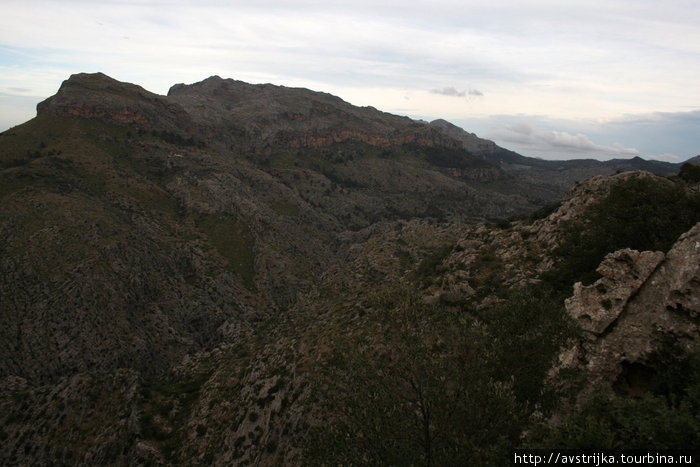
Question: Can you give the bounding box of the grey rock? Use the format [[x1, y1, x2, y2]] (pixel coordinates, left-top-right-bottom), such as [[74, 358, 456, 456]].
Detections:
[[565, 249, 665, 335], [554, 222, 700, 401]]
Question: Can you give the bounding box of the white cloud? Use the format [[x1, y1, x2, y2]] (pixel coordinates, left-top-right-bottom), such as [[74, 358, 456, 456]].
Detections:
[[647, 153, 681, 163], [486, 120, 640, 160]]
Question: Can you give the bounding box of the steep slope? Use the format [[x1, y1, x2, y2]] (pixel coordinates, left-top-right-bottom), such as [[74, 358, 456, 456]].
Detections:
[[36, 72, 194, 137], [1, 163, 697, 465]]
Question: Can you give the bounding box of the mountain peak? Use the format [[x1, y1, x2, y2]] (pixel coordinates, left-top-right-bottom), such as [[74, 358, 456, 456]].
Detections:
[[50, 72, 151, 99], [64, 71, 119, 84], [36, 72, 191, 132]]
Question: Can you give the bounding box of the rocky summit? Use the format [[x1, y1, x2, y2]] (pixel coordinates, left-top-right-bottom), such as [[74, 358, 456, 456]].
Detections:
[[0, 73, 698, 465]]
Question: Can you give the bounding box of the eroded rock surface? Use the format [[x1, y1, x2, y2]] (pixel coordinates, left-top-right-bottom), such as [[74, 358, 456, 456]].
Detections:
[[565, 249, 665, 335], [554, 222, 700, 400]]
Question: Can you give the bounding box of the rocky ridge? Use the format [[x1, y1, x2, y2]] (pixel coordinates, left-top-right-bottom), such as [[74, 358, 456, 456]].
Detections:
[[166, 76, 462, 153], [1, 165, 698, 464]]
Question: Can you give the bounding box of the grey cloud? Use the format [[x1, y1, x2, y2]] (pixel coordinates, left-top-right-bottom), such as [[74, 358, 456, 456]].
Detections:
[[430, 87, 484, 98], [612, 109, 700, 126], [455, 110, 697, 162], [430, 87, 466, 97], [487, 120, 640, 159], [598, 110, 700, 160]]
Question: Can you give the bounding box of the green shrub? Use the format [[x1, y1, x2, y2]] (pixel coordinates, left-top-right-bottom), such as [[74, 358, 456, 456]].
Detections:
[[476, 285, 577, 407], [303, 281, 562, 465], [412, 244, 453, 286], [527, 201, 562, 224], [678, 162, 700, 183], [527, 392, 699, 450], [546, 176, 700, 287], [526, 343, 700, 450]]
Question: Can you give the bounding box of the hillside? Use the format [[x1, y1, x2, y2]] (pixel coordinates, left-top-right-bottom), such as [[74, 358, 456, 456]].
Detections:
[[0, 73, 698, 465]]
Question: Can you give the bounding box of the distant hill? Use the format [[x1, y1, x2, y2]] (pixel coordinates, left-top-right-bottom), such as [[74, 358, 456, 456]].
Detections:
[[430, 117, 681, 194]]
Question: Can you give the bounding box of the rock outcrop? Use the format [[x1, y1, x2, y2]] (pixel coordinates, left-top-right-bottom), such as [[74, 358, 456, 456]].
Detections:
[[37, 72, 193, 136], [565, 249, 666, 335], [554, 222, 700, 400]]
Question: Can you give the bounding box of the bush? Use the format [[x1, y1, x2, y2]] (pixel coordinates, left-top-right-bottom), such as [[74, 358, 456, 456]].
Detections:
[[546, 176, 700, 286], [526, 343, 700, 450], [527, 392, 700, 450], [476, 285, 577, 407], [303, 281, 528, 465], [526, 201, 562, 224], [679, 162, 700, 183]]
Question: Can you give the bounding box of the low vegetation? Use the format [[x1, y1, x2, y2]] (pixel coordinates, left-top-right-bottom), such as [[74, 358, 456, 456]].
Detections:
[[301, 173, 700, 464], [548, 175, 700, 286], [527, 341, 700, 449]]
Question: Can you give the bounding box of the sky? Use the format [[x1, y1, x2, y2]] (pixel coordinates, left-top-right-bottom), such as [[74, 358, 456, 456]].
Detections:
[[1, 0, 699, 162]]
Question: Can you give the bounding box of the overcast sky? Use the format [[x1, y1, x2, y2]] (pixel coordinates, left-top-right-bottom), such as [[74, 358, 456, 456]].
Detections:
[[1, 0, 698, 161]]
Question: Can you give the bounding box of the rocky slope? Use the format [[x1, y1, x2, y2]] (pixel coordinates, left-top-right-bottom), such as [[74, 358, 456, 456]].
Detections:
[[36, 72, 193, 137], [167, 76, 459, 153]]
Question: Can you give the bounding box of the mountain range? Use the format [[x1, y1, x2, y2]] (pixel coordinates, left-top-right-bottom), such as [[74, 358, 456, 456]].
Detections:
[[1, 72, 698, 465]]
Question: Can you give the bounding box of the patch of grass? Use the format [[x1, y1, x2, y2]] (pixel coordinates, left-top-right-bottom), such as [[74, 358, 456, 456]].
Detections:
[[140, 371, 210, 460], [122, 183, 179, 216], [526, 201, 562, 224]]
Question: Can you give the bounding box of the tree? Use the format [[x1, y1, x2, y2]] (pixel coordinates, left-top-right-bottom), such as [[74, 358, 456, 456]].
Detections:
[[304, 281, 525, 465]]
